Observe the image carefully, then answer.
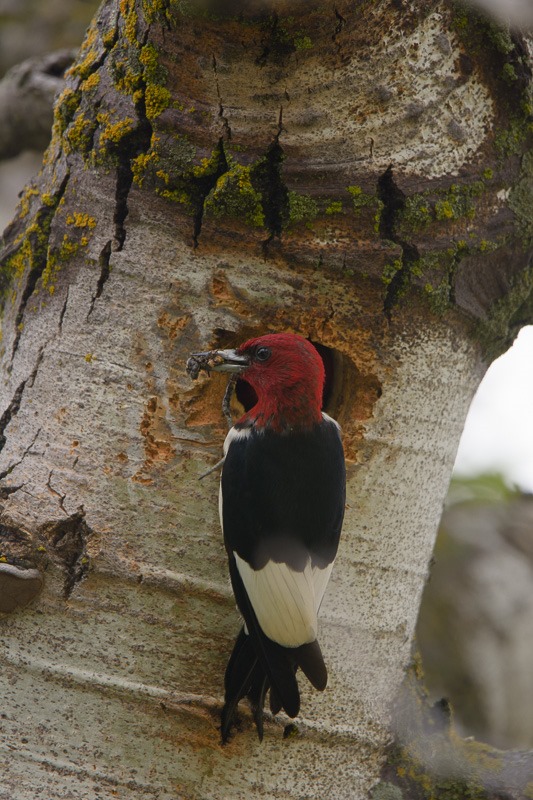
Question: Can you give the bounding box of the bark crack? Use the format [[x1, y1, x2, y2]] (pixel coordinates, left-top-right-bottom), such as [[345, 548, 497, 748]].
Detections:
[[192, 138, 229, 247], [212, 56, 232, 140], [87, 240, 112, 319], [40, 509, 92, 598], [253, 109, 289, 253], [88, 24, 153, 311], [9, 172, 70, 363], [0, 427, 41, 482], [0, 347, 45, 455], [377, 165, 420, 319], [255, 13, 295, 67], [58, 286, 69, 332], [46, 470, 68, 515], [191, 112, 289, 249], [333, 7, 347, 53]]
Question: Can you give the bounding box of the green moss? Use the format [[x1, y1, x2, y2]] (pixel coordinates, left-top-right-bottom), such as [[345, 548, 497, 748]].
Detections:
[[204, 163, 265, 227], [399, 194, 432, 232], [287, 192, 319, 225], [325, 200, 343, 215], [382, 259, 403, 287], [476, 264, 533, 359], [434, 200, 454, 220], [294, 34, 313, 50], [388, 740, 496, 800], [502, 62, 517, 83], [509, 149, 533, 240], [347, 185, 384, 232], [478, 239, 498, 252], [495, 116, 531, 157], [434, 183, 483, 222], [452, 2, 515, 57], [132, 133, 198, 196]]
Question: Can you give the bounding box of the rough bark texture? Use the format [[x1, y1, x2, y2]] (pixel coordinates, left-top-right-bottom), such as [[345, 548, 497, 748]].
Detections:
[[0, 2, 532, 798]]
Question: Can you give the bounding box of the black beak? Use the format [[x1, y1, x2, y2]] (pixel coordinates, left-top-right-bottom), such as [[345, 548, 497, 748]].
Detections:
[[204, 348, 250, 373], [186, 348, 250, 380]]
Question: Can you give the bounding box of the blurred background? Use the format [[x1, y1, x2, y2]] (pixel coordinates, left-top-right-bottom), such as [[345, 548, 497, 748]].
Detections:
[[1, 0, 533, 753]]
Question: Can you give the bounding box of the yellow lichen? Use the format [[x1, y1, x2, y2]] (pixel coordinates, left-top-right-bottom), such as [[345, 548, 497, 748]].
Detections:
[[67, 24, 100, 81], [81, 72, 100, 92], [18, 187, 40, 220], [145, 85, 171, 121], [66, 212, 97, 229], [99, 117, 135, 146], [65, 112, 96, 154], [120, 0, 138, 45], [132, 149, 160, 186], [139, 43, 161, 77]]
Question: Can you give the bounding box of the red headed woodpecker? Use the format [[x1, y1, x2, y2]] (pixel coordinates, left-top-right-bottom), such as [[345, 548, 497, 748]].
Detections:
[[189, 333, 345, 741]]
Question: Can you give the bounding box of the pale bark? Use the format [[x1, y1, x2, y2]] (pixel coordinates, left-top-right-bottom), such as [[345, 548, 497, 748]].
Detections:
[[0, 2, 532, 798]]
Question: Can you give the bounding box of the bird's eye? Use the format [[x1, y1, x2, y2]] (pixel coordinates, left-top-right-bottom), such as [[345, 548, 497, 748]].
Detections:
[[255, 346, 272, 363]]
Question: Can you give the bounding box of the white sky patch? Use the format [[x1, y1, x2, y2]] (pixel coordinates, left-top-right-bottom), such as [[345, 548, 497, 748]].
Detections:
[[468, 0, 533, 27], [453, 326, 533, 492]]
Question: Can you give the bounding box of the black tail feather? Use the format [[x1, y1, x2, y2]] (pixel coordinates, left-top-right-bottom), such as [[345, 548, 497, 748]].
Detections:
[[223, 627, 252, 697], [221, 627, 329, 741], [294, 639, 328, 691], [269, 686, 282, 715], [221, 629, 259, 743], [250, 675, 269, 742]]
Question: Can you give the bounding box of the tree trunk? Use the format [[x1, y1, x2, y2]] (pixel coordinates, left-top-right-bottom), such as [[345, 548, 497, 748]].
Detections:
[[1, 2, 532, 797]]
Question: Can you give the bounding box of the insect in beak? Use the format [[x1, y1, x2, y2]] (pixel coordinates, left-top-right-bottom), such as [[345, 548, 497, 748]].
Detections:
[[186, 349, 250, 380]]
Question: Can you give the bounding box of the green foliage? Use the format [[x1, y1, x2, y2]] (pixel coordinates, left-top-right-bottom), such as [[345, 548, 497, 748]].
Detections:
[[446, 472, 520, 506]]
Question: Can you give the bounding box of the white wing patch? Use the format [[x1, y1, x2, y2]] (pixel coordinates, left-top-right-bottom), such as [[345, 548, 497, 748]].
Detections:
[[223, 425, 251, 456], [234, 552, 333, 648], [321, 411, 341, 431]]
